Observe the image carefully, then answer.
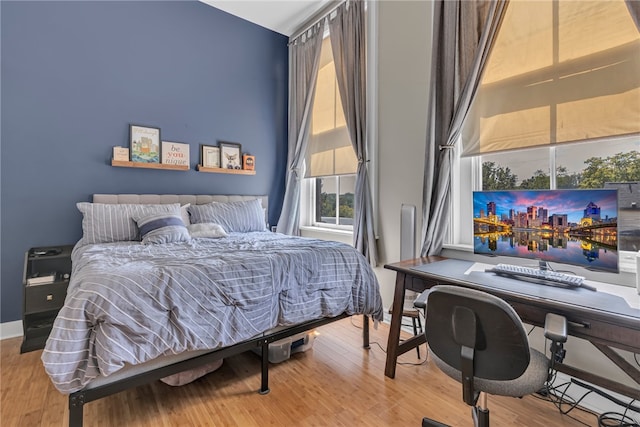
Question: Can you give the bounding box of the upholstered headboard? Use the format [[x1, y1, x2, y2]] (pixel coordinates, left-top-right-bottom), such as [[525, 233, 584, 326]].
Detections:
[[92, 194, 268, 213]]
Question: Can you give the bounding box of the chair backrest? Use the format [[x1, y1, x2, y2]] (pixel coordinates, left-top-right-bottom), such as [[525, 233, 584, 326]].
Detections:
[[426, 285, 531, 382]]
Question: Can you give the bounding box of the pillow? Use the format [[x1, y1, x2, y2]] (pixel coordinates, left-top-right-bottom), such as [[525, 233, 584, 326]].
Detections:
[[77, 203, 182, 245], [187, 199, 266, 233], [134, 212, 190, 245], [187, 223, 228, 239], [180, 203, 191, 226]]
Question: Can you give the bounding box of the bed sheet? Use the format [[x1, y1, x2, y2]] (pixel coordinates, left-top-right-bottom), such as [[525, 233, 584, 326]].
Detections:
[[42, 232, 383, 393]]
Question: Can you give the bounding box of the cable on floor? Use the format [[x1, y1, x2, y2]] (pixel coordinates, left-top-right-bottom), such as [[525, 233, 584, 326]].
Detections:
[[536, 368, 640, 427]]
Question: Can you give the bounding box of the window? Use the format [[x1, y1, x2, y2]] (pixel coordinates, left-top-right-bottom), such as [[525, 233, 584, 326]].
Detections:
[[303, 32, 358, 229], [450, 0, 640, 272], [477, 139, 640, 253], [314, 175, 356, 226], [479, 141, 640, 193]]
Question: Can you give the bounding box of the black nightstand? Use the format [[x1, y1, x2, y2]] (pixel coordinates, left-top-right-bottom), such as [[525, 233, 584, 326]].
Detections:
[[21, 244, 73, 353]]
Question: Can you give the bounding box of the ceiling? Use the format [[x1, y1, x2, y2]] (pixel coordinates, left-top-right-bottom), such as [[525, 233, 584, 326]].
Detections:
[[200, 0, 332, 37]]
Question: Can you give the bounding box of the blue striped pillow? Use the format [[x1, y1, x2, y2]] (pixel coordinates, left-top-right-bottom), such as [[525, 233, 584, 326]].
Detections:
[[77, 203, 182, 245], [187, 199, 266, 233], [134, 213, 190, 244]]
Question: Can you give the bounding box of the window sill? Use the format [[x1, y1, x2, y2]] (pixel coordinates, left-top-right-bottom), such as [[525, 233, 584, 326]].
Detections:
[[299, 226, 354, 245], [442, 243, 473, 252], [300, 225, 353, 236]]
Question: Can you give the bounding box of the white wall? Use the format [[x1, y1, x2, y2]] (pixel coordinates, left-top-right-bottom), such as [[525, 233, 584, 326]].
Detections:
[[374, 0, 432, 307]]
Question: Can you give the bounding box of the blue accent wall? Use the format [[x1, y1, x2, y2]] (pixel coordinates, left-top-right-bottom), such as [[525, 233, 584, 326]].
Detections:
[[1, 1, 289, 323]]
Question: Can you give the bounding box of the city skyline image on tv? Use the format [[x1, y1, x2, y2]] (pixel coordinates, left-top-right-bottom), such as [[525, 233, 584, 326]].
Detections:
[[473, 189, 618, 273]]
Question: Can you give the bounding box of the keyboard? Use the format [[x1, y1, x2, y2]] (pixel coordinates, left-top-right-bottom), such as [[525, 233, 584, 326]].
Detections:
[[485, 264, 597, 291]]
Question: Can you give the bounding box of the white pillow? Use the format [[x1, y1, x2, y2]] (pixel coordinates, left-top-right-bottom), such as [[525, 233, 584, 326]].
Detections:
[[187, 223, 228, 238], [180, 203, 191, 226]]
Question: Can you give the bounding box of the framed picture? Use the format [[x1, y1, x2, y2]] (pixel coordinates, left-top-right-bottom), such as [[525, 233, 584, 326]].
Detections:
[[243, 154, 255, 171], [162, 141, 190, 167], [130, 125, 161, 163], [113, 146, 129, 162], [201, 144, 220, 168], [220, 141, 242, 170]]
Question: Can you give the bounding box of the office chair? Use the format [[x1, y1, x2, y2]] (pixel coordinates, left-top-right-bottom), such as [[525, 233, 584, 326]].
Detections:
[[422, 285, 567, 427]]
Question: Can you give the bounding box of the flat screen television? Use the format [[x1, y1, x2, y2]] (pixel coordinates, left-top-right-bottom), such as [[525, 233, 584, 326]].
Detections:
[[473, 189, 619, 273]]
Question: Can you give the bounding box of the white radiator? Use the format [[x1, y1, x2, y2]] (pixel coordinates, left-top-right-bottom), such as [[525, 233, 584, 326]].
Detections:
[[400, 204, 416, 261]]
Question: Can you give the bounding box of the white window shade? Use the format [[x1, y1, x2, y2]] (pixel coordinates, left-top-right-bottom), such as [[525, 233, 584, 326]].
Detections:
[[306, 126, 357, 177], [305, 35, 357, 178], [461, 0, 640, 157]]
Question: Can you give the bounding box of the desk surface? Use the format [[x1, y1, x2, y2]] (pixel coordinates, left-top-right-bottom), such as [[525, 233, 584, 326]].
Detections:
[[386, 257, 640, 326], [409, 258, 640, 319]]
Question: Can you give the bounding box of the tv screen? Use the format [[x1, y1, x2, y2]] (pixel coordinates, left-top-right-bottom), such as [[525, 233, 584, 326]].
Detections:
[[473, 189, 619, 273]]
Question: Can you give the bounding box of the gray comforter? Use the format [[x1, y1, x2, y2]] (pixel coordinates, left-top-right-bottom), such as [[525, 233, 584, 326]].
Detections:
[[42, 232, 383, 394]]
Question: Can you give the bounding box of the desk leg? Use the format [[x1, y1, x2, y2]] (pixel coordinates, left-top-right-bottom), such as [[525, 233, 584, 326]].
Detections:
[[385, 272, 408, 378]]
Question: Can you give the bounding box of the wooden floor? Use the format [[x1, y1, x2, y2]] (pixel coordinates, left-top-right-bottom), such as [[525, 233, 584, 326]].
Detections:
[[1, 317, 598, 426]]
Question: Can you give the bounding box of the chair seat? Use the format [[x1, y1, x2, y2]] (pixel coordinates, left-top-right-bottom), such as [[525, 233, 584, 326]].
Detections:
[[430, 346, 549, 397]]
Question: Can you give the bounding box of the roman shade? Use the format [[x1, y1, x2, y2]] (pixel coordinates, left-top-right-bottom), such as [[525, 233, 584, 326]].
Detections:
[[305, 35, 358, 178], [306, 127, 357, 177], [461, 0, 640, 157]]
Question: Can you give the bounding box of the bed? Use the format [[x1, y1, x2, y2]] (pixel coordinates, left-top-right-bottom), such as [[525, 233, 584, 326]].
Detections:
[[41, 194, 384, 427]]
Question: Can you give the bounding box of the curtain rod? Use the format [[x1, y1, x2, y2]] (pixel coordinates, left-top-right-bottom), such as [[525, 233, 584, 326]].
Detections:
[[289, 0, 345, 43]]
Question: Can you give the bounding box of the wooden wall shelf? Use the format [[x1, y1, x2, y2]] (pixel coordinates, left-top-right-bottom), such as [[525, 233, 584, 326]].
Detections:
[[196, 165, 256, 175], [110, 160, 255, 175], [111, 160, 189, 171]]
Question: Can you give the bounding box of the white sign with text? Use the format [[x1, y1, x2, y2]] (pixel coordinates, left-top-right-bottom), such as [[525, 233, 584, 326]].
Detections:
[[162, 141, 190, 167]]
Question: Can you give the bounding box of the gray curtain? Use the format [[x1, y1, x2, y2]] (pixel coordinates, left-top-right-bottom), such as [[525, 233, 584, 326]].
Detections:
[[276, 21, 326, 235], [626, 0, 640, 29], [420, 0, 507, 256], [329, 0, 378, 265]]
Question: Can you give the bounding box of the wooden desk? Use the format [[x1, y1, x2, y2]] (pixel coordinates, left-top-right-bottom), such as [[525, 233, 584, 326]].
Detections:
[[384, 257, 640, 399]]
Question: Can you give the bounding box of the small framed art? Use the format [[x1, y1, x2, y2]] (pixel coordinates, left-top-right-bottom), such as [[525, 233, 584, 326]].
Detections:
[[130, 125, 161, 163], [162, 141, 190, 167], [113, 146, 129, 162], [201, 144, 220, 168], [243, 154, 255, 171], [220, 141, 242, 170]]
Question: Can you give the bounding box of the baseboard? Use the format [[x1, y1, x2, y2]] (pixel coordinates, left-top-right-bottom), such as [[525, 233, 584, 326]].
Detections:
[[382, 309, 392, 325], [0, 320, 23, 340]]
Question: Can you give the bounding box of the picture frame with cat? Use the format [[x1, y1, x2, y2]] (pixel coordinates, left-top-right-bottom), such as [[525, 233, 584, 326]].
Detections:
[[219, 141, 242, 170]]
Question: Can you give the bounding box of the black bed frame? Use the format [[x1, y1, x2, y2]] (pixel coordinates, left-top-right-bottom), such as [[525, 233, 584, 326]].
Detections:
[[68, 314, 370, 426]]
